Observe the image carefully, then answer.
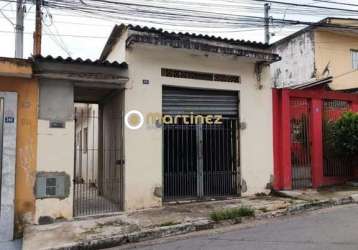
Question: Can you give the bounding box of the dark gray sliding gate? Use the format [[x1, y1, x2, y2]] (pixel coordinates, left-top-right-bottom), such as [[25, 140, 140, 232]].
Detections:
[[163, 87, 240, 200]]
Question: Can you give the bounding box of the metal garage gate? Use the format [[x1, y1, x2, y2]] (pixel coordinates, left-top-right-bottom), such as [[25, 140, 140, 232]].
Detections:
[[163, 87, 240, 201]]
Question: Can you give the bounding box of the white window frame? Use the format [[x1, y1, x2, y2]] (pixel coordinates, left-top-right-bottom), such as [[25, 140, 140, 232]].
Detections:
[[351, 49, 358, 70]]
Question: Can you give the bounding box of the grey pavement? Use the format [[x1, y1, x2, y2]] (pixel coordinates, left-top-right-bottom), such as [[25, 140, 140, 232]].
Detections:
[[0, 240, 22, 250], [112, 204, 358, 250]]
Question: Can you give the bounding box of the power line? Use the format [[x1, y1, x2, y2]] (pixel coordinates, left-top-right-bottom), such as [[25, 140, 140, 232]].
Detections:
[[3, 0, 358, 58], [313, 0, 358, 8], [253, 0, 358, 14], [0, 29, 109, 38]]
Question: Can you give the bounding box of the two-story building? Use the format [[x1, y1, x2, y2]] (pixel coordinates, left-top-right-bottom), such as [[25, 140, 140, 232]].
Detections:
[[272, 17, 358, 90], [271, 17, 358, 191]]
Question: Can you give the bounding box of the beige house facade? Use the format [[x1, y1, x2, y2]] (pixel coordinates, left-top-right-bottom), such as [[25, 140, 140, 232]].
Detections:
[[8, 27, 280, 226], [100, 25, 280, 210]]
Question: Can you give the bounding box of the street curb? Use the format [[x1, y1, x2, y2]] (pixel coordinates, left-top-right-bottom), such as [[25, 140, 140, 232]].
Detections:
[[44, 196, 358, 250], [50, 220, 214, 250], [287, 196, 356, 214]]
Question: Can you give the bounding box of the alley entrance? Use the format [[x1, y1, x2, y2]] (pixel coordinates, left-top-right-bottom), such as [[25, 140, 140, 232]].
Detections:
[[74, 95, 124, 216], [162, 87, 240, 200]]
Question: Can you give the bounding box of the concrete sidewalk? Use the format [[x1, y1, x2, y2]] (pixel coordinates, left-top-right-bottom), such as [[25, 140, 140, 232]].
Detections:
[[0, 240, 22, 250], [121, 204, 358, 250], [23, 186, 358, 250], [276, 184, 358, 201]]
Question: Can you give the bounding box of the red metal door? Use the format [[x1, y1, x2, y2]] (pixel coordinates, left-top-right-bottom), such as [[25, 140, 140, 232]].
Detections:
[[290, 98, 312, 189]]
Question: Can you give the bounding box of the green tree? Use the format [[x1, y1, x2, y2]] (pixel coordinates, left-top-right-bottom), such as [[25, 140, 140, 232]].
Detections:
[[329, 112, 358, 157]]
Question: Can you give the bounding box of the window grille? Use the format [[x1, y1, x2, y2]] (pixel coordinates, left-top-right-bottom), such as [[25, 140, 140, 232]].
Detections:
[[161, 68, 241, 83]]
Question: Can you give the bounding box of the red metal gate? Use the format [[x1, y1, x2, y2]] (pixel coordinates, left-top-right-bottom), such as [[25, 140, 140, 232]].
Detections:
[[273, 88, 358, 191], [290, 98, 312, 189], [323, 100, 353, 177]]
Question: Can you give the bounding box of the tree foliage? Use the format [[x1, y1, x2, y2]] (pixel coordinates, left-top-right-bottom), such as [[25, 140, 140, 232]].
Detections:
[[327, 112, 358, 157]]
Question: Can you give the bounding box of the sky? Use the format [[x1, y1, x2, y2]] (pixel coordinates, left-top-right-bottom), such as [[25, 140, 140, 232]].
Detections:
[[1, 0, 358, 60]]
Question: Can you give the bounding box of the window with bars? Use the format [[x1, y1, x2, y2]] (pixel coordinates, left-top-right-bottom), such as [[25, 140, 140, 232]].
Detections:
[[46, 178, 57, 196], [161, 68, 241, 83], [351, 50, 358, 70]]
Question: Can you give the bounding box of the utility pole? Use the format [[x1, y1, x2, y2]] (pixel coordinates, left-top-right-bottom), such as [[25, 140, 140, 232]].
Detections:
[[33, 0, 42, 56], [15, 0, 25, 58], [264, 3, 270, 44]]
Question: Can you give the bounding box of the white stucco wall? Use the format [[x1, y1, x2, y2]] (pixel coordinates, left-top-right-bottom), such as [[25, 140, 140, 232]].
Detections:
[[35, 120, 74, 221], [106, 29, 128, 64], [271, 31, 316, 87], [107, 42, 274, 210]]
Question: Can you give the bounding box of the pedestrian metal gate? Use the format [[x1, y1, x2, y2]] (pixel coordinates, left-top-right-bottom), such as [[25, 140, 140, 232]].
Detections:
[[74, 102, 124, 217], [163, 87, 240, 200], [290, 98, 312, 189], [323, 100, 353, 177]]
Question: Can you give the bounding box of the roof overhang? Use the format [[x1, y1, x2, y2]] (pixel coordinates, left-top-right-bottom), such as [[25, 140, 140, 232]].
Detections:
[[288, 76, 333, 90], [126, 32, 281, 63], [32, 55, 128, 86], [281, 76, 358, 93], [33, 56, 129, 103], [101, 24, 281, 63], [271, 17, 358, 48], [0, 57, 32, 78]]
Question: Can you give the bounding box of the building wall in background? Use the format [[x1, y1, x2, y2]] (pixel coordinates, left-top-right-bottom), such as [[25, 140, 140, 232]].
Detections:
[[0, 59, 38, 233], [315, 30, 358, 90], [271, 31, 316, 88]]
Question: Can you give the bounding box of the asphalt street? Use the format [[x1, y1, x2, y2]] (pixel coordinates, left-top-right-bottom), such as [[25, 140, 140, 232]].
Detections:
[[112, 204, 358, 250]]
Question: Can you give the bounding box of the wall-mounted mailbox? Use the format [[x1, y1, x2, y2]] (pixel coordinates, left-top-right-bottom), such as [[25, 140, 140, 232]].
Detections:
[[50, 121, 66, 128]]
